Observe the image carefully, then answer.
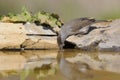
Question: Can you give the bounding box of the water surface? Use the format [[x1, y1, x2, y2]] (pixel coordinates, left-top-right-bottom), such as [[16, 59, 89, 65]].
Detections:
[[0, 50, 120, 80]]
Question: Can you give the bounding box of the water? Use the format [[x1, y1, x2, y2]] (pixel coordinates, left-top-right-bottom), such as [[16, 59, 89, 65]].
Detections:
[[0, 50, 120, 80]]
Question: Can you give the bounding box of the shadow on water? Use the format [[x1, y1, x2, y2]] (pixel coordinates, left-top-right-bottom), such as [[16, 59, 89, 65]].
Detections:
[[0, 50, 120, 80]]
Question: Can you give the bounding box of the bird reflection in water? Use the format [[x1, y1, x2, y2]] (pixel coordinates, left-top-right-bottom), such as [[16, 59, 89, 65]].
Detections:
[[57, 50, 94, 80]]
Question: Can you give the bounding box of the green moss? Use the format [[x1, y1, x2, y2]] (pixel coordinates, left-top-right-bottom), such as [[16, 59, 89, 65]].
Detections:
[[5, 7, 32, 22], [34, 11, 63, 27], [0, 7, 63, 28]]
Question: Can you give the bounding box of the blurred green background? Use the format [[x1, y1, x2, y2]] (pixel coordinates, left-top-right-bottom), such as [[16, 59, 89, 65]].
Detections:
[[0, 0, 120, 22]]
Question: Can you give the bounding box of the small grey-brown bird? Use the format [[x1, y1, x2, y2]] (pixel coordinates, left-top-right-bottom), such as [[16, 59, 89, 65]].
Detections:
[[57, 17, 96, 50]]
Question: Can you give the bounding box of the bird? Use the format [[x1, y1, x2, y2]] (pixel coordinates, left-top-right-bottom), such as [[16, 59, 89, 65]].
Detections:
[[57, 17, 96, 50]]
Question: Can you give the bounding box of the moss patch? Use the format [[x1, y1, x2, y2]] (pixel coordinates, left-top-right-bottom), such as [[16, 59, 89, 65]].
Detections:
[[0, 7, 63, 28]]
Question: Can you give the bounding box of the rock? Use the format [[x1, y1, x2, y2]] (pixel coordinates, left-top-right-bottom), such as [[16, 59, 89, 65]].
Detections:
[[21, 36, 58, 49], [98, 19, 120, 51], [66, 19, 120, 51], [24, 22, 57, 35], [67, 29, 104, 50], [0, 23, 27, 49], [21, 22, 58, 49], [0, 22, 58, 50], [53, 26, 61, 33]]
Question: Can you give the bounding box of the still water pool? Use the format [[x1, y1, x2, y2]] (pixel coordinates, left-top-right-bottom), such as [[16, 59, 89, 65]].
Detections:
[[0, 50, 120, 80]]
